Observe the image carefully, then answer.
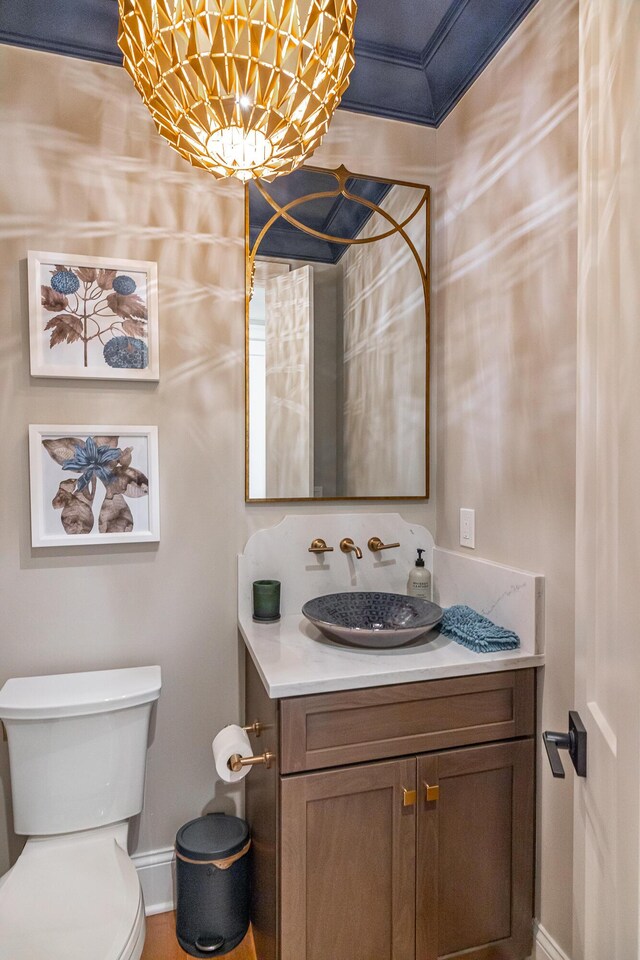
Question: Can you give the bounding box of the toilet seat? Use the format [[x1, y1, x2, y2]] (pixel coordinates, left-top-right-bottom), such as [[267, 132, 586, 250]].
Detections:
[[0, 832, 145, 960]]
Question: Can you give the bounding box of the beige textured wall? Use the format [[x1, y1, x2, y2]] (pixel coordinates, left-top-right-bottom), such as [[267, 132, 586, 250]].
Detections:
[[0, 44, 437, 875], [434, 0, 578, 952]]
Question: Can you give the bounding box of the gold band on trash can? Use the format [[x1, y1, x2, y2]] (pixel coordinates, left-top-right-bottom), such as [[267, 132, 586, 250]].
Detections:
[[175, 838, 251, 870]]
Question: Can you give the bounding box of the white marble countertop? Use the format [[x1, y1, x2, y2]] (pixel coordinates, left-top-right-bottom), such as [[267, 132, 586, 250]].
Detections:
[[240, 614, 545, 699]]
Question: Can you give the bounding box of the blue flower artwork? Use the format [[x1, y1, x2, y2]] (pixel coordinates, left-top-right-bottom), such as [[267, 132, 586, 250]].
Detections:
[[42, 434, 150, 536], [112, 275, 137, 295], [51, 270, 80, 295], [38, 260, 151, 371], [103, 336, 149, 369], [62, 437, 123, 492]]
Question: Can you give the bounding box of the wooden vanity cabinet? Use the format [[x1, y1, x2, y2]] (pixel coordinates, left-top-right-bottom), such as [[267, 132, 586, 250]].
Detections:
[[244, 659, 535, 960]]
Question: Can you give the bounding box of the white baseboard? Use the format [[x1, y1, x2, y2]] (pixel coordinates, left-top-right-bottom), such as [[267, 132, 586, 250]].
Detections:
[[132, 847, 175, 916], [534, 922, 572, 960]]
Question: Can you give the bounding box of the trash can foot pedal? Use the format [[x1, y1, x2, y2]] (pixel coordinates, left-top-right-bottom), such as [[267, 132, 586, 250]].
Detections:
[[195, 935, 225, 953]]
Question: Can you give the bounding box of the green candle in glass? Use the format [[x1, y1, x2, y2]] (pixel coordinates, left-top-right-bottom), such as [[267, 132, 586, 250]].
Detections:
[[252, 580, 281, 622]]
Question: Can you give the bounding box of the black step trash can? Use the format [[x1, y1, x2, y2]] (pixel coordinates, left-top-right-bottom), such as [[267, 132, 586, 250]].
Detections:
[[175, 813, 251, 957]]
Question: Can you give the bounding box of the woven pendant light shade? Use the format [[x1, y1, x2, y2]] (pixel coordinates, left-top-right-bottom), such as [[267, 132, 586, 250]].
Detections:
[[117, 0, 357, 181]]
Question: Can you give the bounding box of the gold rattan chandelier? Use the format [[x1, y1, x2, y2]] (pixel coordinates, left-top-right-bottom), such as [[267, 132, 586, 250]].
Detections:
[[118, 0, 357, 182]]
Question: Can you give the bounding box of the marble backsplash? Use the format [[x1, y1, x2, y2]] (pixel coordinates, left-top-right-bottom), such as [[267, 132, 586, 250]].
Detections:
[[238, 513, 544, 655]]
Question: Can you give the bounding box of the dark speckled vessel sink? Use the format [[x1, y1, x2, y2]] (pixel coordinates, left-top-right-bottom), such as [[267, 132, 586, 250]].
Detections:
[[302, 592, 443, 648]]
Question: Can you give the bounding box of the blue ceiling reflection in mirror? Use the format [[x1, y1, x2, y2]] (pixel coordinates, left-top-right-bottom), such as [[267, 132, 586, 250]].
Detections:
[[0, 0, 540, 127], [248, 170, 394, 264]]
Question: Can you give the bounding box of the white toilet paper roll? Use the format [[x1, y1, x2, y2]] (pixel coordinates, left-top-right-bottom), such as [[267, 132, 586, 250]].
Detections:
[[212, 724, 254, 783]]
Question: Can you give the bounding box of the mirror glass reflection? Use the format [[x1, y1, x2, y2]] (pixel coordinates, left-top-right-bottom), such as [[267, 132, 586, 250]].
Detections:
[[246, 165, 429, 501]]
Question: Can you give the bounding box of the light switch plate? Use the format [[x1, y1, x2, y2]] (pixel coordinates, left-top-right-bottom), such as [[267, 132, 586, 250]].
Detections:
[[459, 508, 475, 549]]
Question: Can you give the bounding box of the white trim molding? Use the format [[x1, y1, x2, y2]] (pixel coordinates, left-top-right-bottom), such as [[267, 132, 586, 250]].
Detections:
[[534, 921, 572, 960], [133, 847, 175, 916]]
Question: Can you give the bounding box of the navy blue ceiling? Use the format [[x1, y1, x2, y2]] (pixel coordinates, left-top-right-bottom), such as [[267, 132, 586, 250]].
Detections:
[[0, 0, 540, 127], [249, 170, 393, 264]]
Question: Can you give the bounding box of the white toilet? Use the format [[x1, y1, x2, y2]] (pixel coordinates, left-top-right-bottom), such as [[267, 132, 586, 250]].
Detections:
[[0, 665, 161, 960]]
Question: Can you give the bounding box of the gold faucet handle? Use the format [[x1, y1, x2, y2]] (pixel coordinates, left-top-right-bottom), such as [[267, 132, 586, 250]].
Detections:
[[368, 537, 401, 552], [309, 538, 334, 554]]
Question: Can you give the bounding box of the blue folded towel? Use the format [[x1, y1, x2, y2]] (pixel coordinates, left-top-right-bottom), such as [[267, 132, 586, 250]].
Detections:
[[440, 605, 520, 653]]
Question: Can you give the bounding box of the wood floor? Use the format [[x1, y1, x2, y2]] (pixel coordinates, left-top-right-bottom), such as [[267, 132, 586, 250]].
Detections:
[[142, 913, 256, 960]]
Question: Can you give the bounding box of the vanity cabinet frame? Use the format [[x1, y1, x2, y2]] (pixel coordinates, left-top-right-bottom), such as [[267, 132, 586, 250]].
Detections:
[[244, 658, 536, 960]]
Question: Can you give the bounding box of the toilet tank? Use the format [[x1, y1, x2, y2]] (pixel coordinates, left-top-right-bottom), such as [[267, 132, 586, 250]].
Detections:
[[0, 666, 161, 836]]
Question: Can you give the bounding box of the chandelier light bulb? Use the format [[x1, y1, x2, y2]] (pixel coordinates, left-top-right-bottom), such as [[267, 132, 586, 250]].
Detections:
[[117, 0, 357, 182], [207, 127, 273, 182]]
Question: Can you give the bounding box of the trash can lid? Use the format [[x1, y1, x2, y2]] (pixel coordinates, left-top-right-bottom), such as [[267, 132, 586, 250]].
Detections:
[[176, 814, 250, 862]]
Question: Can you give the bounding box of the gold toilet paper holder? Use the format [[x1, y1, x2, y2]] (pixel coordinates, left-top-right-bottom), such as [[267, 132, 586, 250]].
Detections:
[[227, 751, 276, 772], [242, 720, 263, 737]]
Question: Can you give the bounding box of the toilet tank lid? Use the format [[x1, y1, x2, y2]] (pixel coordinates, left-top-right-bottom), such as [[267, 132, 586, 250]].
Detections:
[[0, 666, 161, 719]]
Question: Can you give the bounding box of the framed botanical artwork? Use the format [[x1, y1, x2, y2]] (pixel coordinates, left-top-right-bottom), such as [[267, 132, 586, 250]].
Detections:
[[29, 425, 160, 547], [28, 251, 159, 380]]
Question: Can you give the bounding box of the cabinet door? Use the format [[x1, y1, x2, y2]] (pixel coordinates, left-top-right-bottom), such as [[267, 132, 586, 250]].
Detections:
[[280, 758, 416, 960], [417, 739, 534, 960]]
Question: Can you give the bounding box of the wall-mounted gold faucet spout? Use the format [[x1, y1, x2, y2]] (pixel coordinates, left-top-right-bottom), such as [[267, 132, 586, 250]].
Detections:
[[340, 538, 363, 559]]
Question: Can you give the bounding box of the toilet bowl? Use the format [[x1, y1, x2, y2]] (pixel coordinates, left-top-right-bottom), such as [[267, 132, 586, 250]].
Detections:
[[0, 666, 161, 960], [0, 826, 145, 960]]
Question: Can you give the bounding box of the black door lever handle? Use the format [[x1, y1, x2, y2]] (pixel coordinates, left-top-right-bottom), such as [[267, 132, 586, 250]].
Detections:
[[543, 711, 587, 779], [543, 730, 570, 777]]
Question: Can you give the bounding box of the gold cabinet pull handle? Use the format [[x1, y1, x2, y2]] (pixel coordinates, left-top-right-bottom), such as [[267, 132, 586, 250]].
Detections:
[[368, 537, 401, 552], [308, 538, 334, 554], [403, 787, 417, 807], [424, 782, 440, 803]]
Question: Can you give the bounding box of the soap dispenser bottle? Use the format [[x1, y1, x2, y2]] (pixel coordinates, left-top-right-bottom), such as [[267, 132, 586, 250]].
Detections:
[[407, 549, 432, 599]]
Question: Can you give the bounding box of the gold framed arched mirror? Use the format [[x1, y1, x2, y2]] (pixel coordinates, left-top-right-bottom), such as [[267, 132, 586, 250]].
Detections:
[[245, 164, 430, 501]]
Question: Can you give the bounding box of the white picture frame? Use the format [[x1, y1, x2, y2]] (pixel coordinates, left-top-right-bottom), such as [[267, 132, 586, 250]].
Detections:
[[28, 251, 159, 380], [29, 425, 160, 547]]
